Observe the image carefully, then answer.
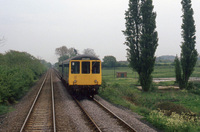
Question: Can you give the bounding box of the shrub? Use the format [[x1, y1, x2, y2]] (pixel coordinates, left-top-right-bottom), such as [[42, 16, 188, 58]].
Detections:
[[190, 89, 200, 95], [0, 51, 47, 105], [0, 66, 35, 104], [147, 110, 200, 131], [156, 102, 192, 116], [187, 82, 195, 90]]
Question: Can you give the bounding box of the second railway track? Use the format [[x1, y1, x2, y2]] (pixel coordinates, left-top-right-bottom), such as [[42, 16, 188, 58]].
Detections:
[[74, 96, 137, 132], [20, 70, 56, 132], [93, 98, 136, 132]]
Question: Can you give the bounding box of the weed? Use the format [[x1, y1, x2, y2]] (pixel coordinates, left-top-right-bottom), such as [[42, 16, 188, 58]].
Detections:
[[147, 110, 200, 131]]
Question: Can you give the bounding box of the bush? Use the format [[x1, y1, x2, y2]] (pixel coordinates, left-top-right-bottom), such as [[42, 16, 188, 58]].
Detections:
[[147, 110, 200, 131], [156, 102, 192, 116], [190, 89, 200, 95], [0, 66, 35, 104], [187, 82, 195, 90], [0, 50, 47, 105], [189, 82, 200, 95]]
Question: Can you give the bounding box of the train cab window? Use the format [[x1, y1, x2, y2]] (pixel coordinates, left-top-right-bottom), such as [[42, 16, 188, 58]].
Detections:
[[71, 62, 80, 74], [82, 62, 90, 74], [92, 62, 100, 74]]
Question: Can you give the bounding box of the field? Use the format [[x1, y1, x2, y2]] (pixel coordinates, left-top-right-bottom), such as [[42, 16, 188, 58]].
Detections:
[[103, 65, 200, 79], [99, 66, 200, 131]]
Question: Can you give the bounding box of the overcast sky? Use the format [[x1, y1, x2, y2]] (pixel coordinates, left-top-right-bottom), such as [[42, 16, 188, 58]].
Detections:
[[0, 0, 200, 64]]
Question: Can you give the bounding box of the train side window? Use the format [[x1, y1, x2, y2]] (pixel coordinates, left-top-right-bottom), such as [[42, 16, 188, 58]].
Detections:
[[66, 64, 69, 77], [63, 64, 68, 75], [92, 62, 100, 74], [71, 62, 80, 74], [82, 62, 90, 74]]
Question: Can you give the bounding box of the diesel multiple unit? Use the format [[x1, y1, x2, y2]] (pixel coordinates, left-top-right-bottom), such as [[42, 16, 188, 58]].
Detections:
[[59, 55, 102, 97]]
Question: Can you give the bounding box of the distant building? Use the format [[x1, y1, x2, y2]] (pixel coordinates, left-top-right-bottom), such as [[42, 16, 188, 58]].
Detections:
[[116, 72, 127, 78]]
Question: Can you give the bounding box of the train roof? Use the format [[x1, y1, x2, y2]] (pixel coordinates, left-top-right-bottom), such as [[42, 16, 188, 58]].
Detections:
[[59, 54, 100, 66]]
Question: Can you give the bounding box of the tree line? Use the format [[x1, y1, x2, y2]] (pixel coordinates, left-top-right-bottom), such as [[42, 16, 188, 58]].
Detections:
[[0, 50, 49, 104], [54, 45, 129, 68], [55, 46, 98, 62]]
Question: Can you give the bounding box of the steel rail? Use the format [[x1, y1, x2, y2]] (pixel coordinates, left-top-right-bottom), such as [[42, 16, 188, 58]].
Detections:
[[51, 71, 56, 132], [93, 98, 137, 132], [73, 97, 102, 132], [20, 72, 48, 132], [53, 68, 61, 79]]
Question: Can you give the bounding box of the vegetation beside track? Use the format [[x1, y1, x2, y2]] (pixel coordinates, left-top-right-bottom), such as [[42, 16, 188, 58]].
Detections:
[[99, 66, 200, 131], [0, 50, 50, 115]]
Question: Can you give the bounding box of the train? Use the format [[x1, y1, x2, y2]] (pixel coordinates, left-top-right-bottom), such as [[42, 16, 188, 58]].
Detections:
[[59, 54, 102, 97]]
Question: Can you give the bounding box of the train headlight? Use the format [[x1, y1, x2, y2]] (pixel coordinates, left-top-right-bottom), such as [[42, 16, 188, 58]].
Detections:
[[74, 80, 77, 83], [94, 80, 98, 83]]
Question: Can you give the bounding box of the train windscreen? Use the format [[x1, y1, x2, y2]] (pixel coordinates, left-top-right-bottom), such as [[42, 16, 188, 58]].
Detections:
[[71, 62, 80, 74], [92, 62, 100, 74], [82, 62, 90, 74]]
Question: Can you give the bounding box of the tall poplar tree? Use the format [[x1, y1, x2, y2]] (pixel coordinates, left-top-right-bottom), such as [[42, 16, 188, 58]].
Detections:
[[123, 0, 158, 91], [175, 0, 197, 89]]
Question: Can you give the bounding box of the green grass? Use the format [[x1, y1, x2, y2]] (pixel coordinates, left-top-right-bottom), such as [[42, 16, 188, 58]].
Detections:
[[156, 81, 175, 86], [103, 65, 200, 79], [100, 66, 200, 131], [153, 65, 175, 78]]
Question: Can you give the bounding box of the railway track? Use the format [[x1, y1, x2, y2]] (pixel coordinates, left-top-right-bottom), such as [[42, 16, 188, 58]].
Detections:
[[73, 96, 137, 132], [73, 97, 102, 132], [93, 98, 137, 132], [20, 70, 56, 132]]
